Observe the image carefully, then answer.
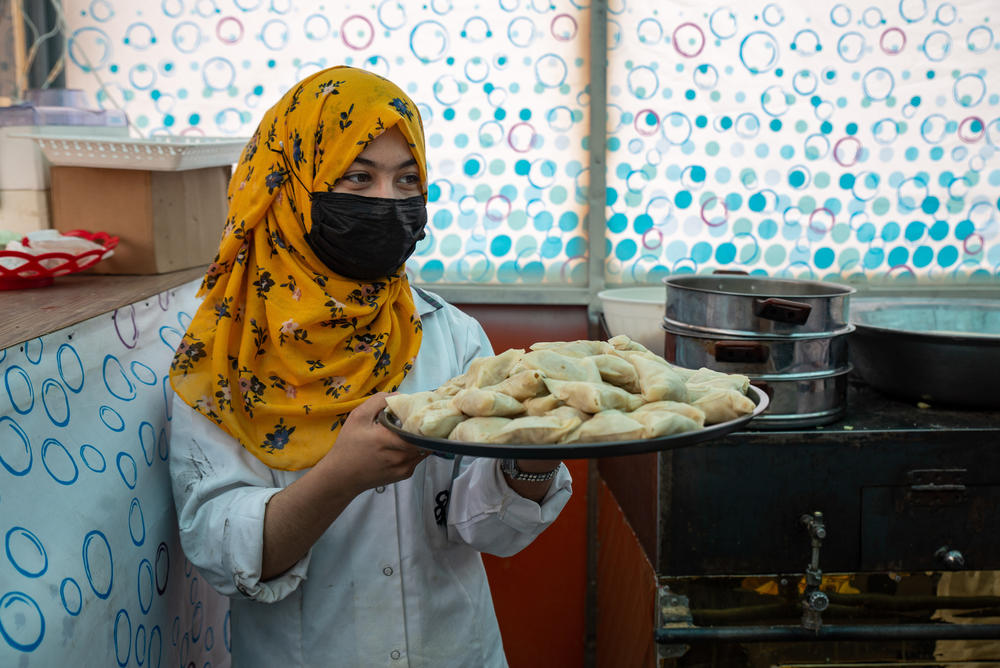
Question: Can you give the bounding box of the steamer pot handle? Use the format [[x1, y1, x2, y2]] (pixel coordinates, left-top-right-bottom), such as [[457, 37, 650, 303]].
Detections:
[[753, 297, 812, 325], [715, 341, 770, 363]]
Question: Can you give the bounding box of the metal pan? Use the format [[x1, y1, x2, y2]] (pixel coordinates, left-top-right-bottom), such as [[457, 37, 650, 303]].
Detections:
[[849, 297, 1000, 408], [376, 385, 770, 460]]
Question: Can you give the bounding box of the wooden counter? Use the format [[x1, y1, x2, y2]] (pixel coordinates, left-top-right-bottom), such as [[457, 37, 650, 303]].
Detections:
[[0, 266, 205, 350]]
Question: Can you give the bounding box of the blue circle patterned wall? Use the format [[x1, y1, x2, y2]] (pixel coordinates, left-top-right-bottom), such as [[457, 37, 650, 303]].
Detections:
[[61, 1, 1000, 287], [63, 0, 593, 286], [606, 1, 1000, 284], [0, 283, 230, 667]]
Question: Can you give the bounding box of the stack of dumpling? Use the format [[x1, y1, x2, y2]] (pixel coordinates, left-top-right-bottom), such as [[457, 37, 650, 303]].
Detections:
[[384, 335, 757, 445]]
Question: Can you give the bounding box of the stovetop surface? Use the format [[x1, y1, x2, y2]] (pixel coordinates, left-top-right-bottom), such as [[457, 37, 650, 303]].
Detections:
[[727, 376, 999, 444]]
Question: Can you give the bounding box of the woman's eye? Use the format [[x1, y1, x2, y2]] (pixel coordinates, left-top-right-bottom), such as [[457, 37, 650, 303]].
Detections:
[[342, 173, 370, 184], [399, 173, 421, 186]]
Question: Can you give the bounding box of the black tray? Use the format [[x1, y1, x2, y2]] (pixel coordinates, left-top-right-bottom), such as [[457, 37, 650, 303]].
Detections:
[[376, 384, 769, 459]]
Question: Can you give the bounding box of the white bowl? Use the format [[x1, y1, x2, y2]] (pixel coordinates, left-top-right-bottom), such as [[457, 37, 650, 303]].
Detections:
[[597, 286, 666, 356]]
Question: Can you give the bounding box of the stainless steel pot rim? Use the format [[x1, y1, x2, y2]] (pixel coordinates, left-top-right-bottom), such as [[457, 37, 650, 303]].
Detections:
[[746, 364, 853, 382], [750, 405, 847, 428], [663, 319, 856, 340], [663, 274, 856, 298]]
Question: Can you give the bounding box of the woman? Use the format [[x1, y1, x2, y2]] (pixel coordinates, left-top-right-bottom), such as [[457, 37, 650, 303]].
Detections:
[[168, 66, 571, 667]]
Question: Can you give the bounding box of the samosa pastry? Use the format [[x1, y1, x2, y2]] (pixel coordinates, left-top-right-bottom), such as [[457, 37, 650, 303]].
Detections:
[[561, 409, 645, 444], [628, 409, 702, 438], [483, 369, 546, 401], [630, 400, 706, 427], [690, 388, 756, 425], [435, 374, 467, 396], [607, 334, 651, 353], [543, 378, 644, 413], [510, 349, 602, 383], [619, 353, 688, 403], [545, 404, 590, 424], [591, 354, 640, 393], [523, 394, 564, 416], [463, 348, 525, 388], [385, 391, 438, 423], [685, 367, 751, 399], [402, 399, 466, 438], [448, 417, 512, 443], [452, 388, 525, 417], [529, 339, 612, 358], [488, 413, 582, 445]]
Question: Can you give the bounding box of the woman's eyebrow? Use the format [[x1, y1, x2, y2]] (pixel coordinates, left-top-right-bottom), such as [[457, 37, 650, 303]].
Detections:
[[351, 156, 418, 170]]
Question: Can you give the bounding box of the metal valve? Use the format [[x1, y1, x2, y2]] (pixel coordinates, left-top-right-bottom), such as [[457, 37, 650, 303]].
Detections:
[[804, 589, 830, 613], [935, 546, 966, 570]]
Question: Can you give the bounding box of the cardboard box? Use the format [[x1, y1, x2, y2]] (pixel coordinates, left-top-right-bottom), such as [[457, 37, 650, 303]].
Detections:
[[49, 165, 230, 274]]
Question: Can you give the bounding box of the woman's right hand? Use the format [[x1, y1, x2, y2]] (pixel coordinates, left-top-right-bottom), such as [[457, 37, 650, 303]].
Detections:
[[317, 392, 428, 494], [261, 392, 427, 580]]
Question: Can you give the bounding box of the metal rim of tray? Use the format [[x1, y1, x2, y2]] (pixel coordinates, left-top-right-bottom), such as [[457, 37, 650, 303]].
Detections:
[[850, 297, 1000, 344], [376, 385, 770, 460]]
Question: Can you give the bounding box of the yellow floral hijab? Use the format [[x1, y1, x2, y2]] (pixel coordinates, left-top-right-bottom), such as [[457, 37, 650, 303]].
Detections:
[[169, 66, 425, 470]]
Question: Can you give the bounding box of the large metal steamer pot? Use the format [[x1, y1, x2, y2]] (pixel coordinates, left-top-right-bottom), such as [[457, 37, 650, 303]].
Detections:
[[664, 324, 853, 375], [664, 275, 854, 336], [850, 296, 1000, 409], [663, 275, 855, 429]]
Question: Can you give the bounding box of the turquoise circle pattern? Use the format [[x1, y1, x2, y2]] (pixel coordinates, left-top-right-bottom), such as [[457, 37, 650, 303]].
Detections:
[[63, 1, 592, 285], [607, 2, 1000, 284]]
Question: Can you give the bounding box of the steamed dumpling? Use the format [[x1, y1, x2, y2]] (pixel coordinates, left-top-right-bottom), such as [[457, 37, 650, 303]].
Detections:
[[630, 400, 706, 427], [402, 399, 466, 438], [628, 409, 703, 438], [591, 354, 640, 393], [684, 367, 751, 399], [464, 348, 526, 388], [483, 369, 547, 401], [385, 391, 439, 423], [448, 416, 512, 443], [690, 388, 756, 425], [607, 334, 651, 353], [523, 394, 564, 416], [543, 378, 645, 413], [545, 404, 590, 424], [530, 339, 613, 358], [452, 388, 526, 417], [488, 413, 583, 445], [618, 352, 688, 403], [510, 349, 603, 383], [560, 409, 645, 444]]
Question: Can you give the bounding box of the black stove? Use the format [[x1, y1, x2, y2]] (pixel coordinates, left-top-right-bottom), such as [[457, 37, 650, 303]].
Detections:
[[600, 376, 1000, 577]]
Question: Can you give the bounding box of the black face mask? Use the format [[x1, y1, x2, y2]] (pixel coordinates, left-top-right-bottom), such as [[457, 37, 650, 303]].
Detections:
[[306, 192, 427, 280]]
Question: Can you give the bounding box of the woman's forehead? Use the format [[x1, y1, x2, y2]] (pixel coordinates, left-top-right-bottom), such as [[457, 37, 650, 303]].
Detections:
[[350, 126, 415, 165]]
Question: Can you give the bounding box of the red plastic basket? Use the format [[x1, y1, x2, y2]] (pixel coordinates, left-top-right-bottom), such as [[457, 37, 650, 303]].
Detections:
[[0, 230, 119, 290]]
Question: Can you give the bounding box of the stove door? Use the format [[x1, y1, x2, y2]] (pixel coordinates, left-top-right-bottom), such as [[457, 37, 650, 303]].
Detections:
[[860, 478, 1000, 572]]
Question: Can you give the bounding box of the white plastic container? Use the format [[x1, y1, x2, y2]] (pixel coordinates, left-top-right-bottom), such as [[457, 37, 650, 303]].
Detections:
[[597, 286, 667, 356], [0, 89, 127, 232], [22, 134, 248, 171]]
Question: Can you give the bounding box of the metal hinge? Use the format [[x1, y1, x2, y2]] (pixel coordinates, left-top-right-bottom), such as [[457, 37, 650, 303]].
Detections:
[[657, 585, 692, 661]]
